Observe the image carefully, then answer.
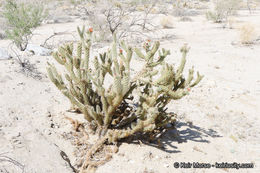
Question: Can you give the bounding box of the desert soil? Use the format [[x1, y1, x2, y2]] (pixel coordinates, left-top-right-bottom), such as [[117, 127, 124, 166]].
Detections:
[[0, 2, 260, 173]]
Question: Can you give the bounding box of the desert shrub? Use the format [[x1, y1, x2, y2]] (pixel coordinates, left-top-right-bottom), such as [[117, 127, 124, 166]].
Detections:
[[244, 0, 260, 13], [206, 0, 242, 23], [82, 0, 157, 43], [179, 16, 193, 22], [2, 0, 47, 51], [172, 0, 187, 16], [160, 15, 174, 28], [172, 0, 201, 17], [47, 26, 203, 172], [239, 23, 257, 45]]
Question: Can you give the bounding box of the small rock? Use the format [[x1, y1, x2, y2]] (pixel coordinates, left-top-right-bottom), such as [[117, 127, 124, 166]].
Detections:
[[17, 82, 25, 86], [26, 44, 52, 56], [0, 48, 11, 60], [164, 163, 170, 168], [50, 123, 55, 128]]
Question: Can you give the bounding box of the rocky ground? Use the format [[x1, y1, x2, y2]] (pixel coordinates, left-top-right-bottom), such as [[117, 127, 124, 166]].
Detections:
[[0, 1, 260, 173]]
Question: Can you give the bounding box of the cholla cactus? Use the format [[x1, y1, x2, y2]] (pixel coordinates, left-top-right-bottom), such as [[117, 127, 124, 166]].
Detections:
[[47, 26, 203, 171]]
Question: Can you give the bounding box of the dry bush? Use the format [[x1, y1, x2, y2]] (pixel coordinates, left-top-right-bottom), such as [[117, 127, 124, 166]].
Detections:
[[80, 0, 158, 43], [243, 0, 260, 13], [172, 0, 201, 17], [179, 16, 193, 22], [160, 15, 174, 28], [239, 23, 257, 45], [172, 0, 189, 16], [206, 0, 242, 24]]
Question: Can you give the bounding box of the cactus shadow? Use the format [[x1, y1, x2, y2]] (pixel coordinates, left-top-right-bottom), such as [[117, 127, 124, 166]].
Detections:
[[128, 121, 222, 153], [174, 121, 222, 142]]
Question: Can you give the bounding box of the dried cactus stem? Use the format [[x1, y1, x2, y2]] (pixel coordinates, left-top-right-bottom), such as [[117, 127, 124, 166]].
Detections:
[[79, 136, 108, 173]]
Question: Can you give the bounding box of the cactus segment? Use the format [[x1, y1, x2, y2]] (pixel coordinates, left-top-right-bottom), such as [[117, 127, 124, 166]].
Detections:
[[47, 26, 203, 144]]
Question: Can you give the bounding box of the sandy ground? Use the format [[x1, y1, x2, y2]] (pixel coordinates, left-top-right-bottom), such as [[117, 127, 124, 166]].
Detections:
[[0, 2, 260, 173]]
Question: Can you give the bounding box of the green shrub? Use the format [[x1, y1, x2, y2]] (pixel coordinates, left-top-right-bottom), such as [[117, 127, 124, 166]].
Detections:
[[3, 0, 47, 51], [47, 26, 203, 171]]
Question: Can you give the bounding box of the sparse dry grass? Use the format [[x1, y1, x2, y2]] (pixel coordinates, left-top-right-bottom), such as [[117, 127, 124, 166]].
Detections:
[[160, 15, 174, 29], [239, 23, 257, 45]]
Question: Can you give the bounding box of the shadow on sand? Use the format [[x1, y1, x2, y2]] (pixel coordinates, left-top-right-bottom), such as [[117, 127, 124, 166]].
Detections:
[[128, 121, 222, 154]]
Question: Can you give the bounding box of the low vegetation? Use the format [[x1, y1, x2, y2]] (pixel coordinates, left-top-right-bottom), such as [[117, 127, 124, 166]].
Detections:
[[239, 23, 257, 45], [2, 0, 47, 51], [47, 26, 203, 172], [206, 0, 242, 24]]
